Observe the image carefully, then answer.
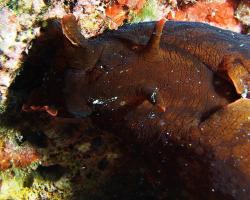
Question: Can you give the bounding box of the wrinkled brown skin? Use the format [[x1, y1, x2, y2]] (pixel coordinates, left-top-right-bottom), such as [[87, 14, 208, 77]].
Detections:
[[26, 14, 250, 199]]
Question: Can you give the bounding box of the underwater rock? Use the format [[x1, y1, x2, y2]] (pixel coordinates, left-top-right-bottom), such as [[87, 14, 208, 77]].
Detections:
[[168, 0, 242, 32], [235, 0, 250, 26], [0, 138, 39, 170]]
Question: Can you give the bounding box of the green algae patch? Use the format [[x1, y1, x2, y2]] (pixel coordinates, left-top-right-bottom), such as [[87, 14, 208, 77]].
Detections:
[[0, 165, 73, 200], [77, 142, 91, 153], [129, 0, 160, 23], [6, 0, 47, 14]]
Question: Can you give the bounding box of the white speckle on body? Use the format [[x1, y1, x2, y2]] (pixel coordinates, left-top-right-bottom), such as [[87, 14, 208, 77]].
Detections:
[[242, 88, 248, 98], [119, 101, 126, 106], [92, 97, 118, 105], [92, 99, 104, 105]]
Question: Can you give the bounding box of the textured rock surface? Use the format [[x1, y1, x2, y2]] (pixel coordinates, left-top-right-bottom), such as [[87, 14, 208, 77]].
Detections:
[[235, 0, 250, 26], [0, 0, 249, 200]]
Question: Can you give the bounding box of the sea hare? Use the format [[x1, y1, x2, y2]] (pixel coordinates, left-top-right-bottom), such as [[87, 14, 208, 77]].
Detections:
[[24, 14, 250, 199]]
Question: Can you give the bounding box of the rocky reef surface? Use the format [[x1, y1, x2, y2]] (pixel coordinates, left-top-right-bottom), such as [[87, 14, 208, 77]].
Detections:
[[0, 0, 249, 199]]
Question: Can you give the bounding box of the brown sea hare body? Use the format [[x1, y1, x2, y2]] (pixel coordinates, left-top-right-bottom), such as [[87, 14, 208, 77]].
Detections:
[[24, 15, 250, 199]]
